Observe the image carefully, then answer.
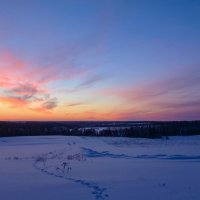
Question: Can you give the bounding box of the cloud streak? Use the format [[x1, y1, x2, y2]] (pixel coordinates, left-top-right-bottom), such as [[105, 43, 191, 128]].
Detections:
[[42, 97, 58, 110], [0, 95, 29, 107], [99, 65, 200, 120], [0, 49, 92, 112], [67, 102, 85, 107], [68, 73, 107, 93]]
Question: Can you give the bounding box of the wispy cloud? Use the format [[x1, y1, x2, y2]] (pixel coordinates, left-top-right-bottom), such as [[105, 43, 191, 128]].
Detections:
[[29, 97, 58, 113], [99, 65, 200, 120], [6, 83, 46, 101], [79, 74, 104, 88], [69, 73, 107, 93], [0, 95, 29, 107], [0, 47, 90, 87], [67, 102, 85, 107], [156, 99, 200, 110], [103, 65, 200, 102], [42, 97, 58, 110], [0, 49, 88, 111]]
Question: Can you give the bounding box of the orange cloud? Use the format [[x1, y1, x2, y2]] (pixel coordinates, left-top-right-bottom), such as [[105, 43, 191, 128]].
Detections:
[[0, 95, 29, 107], [0, 49, 58, 111]]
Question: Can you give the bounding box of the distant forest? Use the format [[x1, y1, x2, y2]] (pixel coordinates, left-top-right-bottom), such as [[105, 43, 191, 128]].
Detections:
[[0, 121, 200, 139]]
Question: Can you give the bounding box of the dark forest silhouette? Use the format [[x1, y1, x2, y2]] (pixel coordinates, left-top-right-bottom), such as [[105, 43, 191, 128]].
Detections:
[[0, 121, 200, 139]]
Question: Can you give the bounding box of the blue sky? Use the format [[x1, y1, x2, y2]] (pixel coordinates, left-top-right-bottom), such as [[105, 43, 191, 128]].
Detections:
[[0, 0, 200, 120]]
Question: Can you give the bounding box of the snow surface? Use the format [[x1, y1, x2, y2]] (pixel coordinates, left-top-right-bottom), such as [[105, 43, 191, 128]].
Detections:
[[0, 136, 200, 200]]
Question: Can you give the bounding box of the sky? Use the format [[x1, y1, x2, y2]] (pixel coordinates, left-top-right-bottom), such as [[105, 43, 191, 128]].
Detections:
[[0, 0, 200, 121]]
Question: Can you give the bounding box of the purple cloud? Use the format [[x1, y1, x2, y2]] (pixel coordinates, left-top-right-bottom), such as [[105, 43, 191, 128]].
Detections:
[[41, 97, 58, 110]]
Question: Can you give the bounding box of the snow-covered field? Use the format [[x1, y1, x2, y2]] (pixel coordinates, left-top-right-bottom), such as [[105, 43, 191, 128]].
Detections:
[[0, 136, 200, 200]]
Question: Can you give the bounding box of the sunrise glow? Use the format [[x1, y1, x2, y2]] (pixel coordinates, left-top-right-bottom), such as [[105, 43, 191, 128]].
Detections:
[[0, 1, 200, 121]]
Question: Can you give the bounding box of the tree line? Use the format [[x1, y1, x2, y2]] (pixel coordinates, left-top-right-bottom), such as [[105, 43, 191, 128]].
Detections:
[[0, 121, 200, 139]]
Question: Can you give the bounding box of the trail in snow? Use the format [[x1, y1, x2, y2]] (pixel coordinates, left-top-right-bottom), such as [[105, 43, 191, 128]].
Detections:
[[4, 147, 109, 200], [81, 147, 200, 161], [33, 149, 109, 200]]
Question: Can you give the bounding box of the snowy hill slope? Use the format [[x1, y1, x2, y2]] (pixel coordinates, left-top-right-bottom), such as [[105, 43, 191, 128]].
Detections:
[[0, 136, 200, 200]]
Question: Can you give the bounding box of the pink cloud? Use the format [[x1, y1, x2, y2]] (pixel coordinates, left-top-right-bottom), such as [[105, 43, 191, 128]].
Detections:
[[0, 95, 29, 107], [0, 48, 99, 114], [0, 50, 58, 110], [0, 48, 90, 88], [103, 65, 200, 102], [100, 65, 200, 120]]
